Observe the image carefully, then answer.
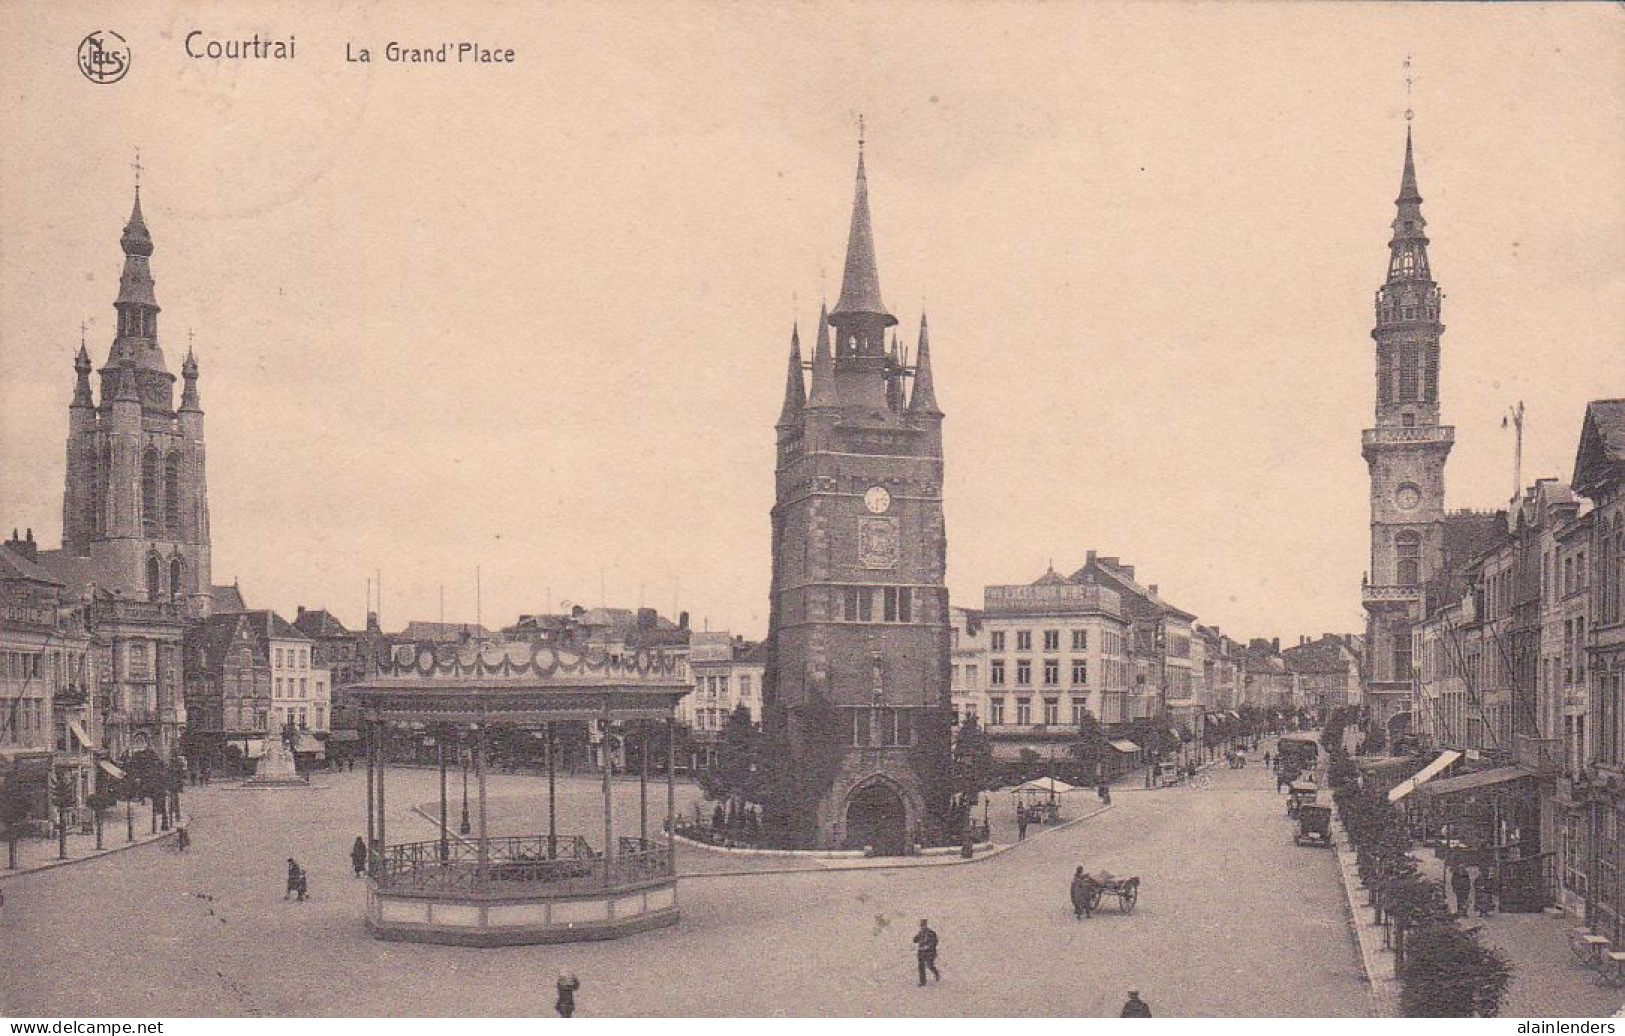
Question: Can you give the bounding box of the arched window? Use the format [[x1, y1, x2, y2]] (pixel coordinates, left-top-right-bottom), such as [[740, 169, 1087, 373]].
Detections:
[[164, 453, 181, 534], [141, 448, 159, 535], [170, 557, 183, 598], [146, 555, 161, 599], [1392, 620, 1414, 682], [1396, 531, 1421, 586]]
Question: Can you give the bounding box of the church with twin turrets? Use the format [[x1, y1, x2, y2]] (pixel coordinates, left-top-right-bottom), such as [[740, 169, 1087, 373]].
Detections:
[[761, 136, 954, 852]]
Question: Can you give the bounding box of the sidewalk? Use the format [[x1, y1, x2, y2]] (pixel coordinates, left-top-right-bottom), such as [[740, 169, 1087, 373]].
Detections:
[[1416, 851, 1623, 1016], [1, 810, 185, 881]]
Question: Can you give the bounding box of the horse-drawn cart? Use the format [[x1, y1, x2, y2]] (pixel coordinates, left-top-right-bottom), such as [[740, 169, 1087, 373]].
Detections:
[[1070, 870, 1141, 918]]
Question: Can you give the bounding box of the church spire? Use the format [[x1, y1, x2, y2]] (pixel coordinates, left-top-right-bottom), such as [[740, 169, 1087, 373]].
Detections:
[[1397, 126, 1422, 207], [180, 339, 201, 412], [776, 323, 806, 428], [829, 126, 896, 327], [805, 303, 838, 410], [907, 312, 940, 417]]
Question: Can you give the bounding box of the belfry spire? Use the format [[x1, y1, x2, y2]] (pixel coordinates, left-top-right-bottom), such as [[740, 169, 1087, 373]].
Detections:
[[830, 123, 895, 327], [805, 303, 837, 410], [907, 312, 940, 417], [776, 324, 806, 428]]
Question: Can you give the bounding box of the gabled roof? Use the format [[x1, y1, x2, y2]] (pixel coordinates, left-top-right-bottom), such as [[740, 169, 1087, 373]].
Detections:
[[293, 608, 352, 639], [242, 609, 311, 642], [211, 584, 248, 613], [1070, 557, 1196, 622], [402, 620, 492, 642], [0, 544, 66, 586], [188, 612, 261, 672], [1573, 399, 1625, 497], [1281, 637, 1352, 675], [35, 550, 118, 595]]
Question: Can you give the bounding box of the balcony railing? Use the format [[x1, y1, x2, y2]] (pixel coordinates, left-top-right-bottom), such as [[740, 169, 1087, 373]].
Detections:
[[373, 833, 674, 896], [1362, 426, 1455, 449], [1363, 584, 1421, 605]]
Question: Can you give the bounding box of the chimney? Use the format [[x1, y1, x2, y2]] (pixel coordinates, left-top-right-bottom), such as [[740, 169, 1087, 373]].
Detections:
[[637, 607, 657, 630], [297, 606, 306, 619], [4, 528, 37, 562], [679, 611, 689, 630], [1272, 637, 1281, 653], [1086, 550, 1097, 565], [1121, 565, 1135, 580], [1148, 584, 1158, 596]]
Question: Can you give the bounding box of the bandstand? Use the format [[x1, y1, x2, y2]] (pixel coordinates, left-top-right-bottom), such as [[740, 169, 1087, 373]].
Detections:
[[350, 641, 691, 946]]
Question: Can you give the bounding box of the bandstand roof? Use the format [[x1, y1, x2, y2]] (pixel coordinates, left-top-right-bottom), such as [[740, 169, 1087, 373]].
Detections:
[[349, 641, 692, 724]]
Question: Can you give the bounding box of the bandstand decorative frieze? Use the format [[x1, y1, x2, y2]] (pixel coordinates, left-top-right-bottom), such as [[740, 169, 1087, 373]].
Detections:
[[376, 640, 687, 681]]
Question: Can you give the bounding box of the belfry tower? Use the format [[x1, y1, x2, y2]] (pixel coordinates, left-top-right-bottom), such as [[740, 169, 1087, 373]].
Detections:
[[60, 185, 213, 618], [1361, 129, 1453, 732], [762, 133, 953, 852]]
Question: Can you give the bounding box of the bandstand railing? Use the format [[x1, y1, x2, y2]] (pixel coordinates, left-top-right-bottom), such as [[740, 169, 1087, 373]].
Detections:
[[374, 834, 673, 896]]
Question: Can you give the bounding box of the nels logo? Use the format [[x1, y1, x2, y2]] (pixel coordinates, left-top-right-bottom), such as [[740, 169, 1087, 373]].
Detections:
[[78, 30, 130, 84]]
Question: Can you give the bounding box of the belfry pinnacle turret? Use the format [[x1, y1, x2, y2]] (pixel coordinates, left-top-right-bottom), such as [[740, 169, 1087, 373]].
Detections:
[[906, 312, 940, 417], [776, 324, 806, 428]]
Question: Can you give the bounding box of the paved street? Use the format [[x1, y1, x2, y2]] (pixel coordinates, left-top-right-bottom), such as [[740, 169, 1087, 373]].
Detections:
[[0, 751, 1370, 1017]]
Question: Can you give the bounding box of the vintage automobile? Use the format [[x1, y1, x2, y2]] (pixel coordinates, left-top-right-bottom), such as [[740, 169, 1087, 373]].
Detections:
[[1295, 804, 1333, 847]]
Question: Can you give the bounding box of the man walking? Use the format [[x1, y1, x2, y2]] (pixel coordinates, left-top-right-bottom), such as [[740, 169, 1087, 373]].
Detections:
[[1120, 990, 1152, 1017], [913, 918, 941, 986], [1016, 804, 1028, 841], [285, 858, 301, 900], [554, 973, 580, 1017]]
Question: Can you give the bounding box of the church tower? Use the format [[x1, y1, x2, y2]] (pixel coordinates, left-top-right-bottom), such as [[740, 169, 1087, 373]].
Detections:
[[60, 185, 213, 619], [762, 135, 953, 852], [1361, 129, 1454, 730]]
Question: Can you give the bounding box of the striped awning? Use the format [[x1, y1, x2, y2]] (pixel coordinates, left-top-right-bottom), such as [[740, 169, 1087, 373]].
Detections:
[[1108, 739, 1141, 753], [68, 719, 93, 749], [1388, 750, 1463, 803], [97, 760, 126, 780]]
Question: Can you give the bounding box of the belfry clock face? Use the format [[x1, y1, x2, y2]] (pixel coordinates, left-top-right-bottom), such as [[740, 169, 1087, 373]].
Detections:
[[863, 486, 892, 514], [1395, 484, 1421, 511]]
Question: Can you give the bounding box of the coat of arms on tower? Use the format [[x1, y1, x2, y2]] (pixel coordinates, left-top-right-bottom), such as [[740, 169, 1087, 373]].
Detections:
[[858, 517, 900, 569]]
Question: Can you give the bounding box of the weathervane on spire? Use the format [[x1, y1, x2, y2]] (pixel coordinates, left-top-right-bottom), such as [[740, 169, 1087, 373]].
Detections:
[[1404, 54, 1414, 122], [858, 113, 865, 154], [131, 147, 143, 191]]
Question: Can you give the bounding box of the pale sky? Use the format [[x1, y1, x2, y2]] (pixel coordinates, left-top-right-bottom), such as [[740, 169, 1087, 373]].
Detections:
[[2, 2, 1622, 644]]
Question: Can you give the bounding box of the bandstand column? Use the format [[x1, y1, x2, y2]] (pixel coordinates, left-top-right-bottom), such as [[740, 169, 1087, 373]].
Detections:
[[640, 718, 649, 845], [546, 722, 557, 859], [437, 733, 449, 861], [365, 719, 376, 855], [375, 719, 387, 851], [475, 723, 489, 881], [666, 717, 676, 866], [601, 705, 614, 885]]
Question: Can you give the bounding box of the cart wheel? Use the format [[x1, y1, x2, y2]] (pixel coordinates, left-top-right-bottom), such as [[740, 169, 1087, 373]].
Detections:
[[1122, 885, 1138, 912], [1087, 889, 1103, 912]]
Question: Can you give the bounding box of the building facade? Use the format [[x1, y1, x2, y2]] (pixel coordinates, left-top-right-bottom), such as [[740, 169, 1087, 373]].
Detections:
[[682, 632, 765, 771], [977, 571, 1130, 763], [182, 611, 271, 775], [761, 141, 953, 852]]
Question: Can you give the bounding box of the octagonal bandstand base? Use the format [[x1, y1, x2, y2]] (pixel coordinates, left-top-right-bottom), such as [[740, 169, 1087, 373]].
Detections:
[[366, 877, 679, 946]]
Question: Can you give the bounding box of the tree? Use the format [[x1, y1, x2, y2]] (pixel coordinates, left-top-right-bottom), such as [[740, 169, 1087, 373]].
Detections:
[[950, 715, 994, 821], [1069, 708, 1107, 782], [87, 784, 116, 851], [711, 705, 761, 810], [51, 768, 76, 859], [1400, 919, 1512, 1016]]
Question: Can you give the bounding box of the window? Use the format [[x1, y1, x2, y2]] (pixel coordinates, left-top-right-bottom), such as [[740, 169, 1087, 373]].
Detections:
[[1072, 659, 1088, 685], [297, 709, 308, 729], [1393, 621, 1413, 682], [843, 587, 872, 622], [146, 556, 161, 599], [1072, 630, 1087, 651], [275, 678, 283, 697], [962, 702, 977, 722], [739, 675, 752, 697], [852, 709, 871, 746], [142, 449, 159, 535], [276, 649, 284, 667], [1043, 659, 1059, 686], [990, 660, 1006, 686], [990, 632, 1006, 652], [1397, 343, 1420, 402], [964, 664, 978, 689], [1396, 531, 1421, 586], [1043, 630, 1060, 652], [299, 678, 307, 699], [1016, 631, 1032, 652], [1402, 413, 1416, 428], [883, 587, 912, 623], [169, 558, 182, 598], [1043, 698, 1059, 726], [127, 642, 150, 681], [1015, 698, 1031, 725], [164, 453, 181, 532], [1016, 660, 1031, 686], [989, 698, 1005, 726]]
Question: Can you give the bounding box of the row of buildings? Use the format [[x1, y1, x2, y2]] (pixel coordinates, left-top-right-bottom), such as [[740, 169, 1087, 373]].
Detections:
[[1399, 400, 1624, 927], [946, 552, 1364, 767]]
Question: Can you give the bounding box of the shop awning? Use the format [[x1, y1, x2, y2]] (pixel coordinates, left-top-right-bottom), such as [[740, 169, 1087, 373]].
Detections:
[[68, 719, 93, 749], [97, 760, 126, 780], [1108, 739, 1141, 753], [1226, 711, 1241, 720], [1168, 727, 1183, 739], [327, 729, 361, 742], [293, 733, 324, 755], [1387, 749, 1463, 803], [1417, 765, 1531, 799]]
